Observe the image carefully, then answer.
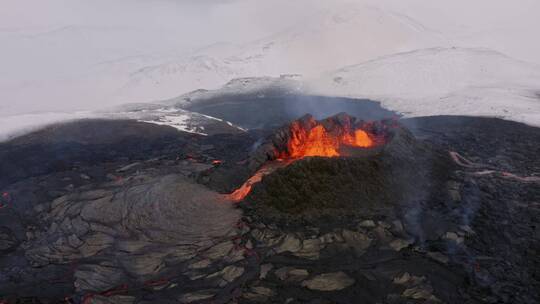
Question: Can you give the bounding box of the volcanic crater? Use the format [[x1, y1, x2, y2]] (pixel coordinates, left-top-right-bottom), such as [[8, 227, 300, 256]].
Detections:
[[216, 113, 455, 226]]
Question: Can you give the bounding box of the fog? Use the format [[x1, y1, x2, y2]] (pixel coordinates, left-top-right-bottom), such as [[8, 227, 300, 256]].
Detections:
[[1, 0, 539, 119], [0, 0, 319, 115]]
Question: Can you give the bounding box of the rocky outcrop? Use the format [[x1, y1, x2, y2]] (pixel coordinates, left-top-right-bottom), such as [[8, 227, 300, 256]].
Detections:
[[275, 267, 309, 282], [301, 272, 355, 291], [342, 229, 372, 255], [23, 174, 242, 294], [275, 234, 302, 253], [0, 228, 17, 252], [242, 286, 276, 302], [178, 290, 216, 303]]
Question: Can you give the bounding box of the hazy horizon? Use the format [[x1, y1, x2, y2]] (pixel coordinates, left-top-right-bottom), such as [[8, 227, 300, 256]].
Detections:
[[1, 0, 539, 124]]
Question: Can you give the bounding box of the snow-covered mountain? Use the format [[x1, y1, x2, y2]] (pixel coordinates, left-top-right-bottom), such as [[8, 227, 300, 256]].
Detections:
[[307, 47, 540, 126], [115, 0, 540, 105], [116, 3, 449, 103], [159, 76, 304, 108], [1, 0, 540, 140]]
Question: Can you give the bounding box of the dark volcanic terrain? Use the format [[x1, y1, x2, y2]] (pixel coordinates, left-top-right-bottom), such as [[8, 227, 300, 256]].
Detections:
[[0, 96, 538, 304]]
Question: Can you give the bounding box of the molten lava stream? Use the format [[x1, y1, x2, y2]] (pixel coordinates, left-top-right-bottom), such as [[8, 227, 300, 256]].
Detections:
[[226, 161, 287, 202]]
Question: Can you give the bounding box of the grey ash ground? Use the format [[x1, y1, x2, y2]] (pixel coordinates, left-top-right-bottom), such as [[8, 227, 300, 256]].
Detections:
[[0, 95, 539, 304]]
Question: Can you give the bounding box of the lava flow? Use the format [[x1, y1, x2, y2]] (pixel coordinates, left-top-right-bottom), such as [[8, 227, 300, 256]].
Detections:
[[227, 114, 385, 202], [227, 161, 287, 202]]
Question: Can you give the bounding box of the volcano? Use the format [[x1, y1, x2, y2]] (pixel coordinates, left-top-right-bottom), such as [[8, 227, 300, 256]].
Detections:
[[227, 113, 453, 217], [227, 113, 394, 202], [251, 113, 393, 167], [274, 113, 386, 159]]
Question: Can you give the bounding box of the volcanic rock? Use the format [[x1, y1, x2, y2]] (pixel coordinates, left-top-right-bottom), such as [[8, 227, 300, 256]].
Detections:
[[19, 173, 242, 296], [208, 265, 245, 287], [242, 286, 276, 302], [0, 228, 17, 252], [402, 286, 438, 301], [388, 238, 414, 251], [319, 232, 344, 244], [275, 234, 302, 253], [427, 252, 450, 264], [358, 220, 376, 228], [342, 229, 372, 255], [250, 228, 283, 247], [259, 263, 273, 279], [293, 238, 323, 260], [393, 272, 430, 287], [188, 259, 212, 270], [74, 263, 126, 293], [120, 252, 167, 277], [67, 234, 84, 248], [87, 295, 136, 304], [204, 240, 234, 260], [301, 272, 355, 291], [275, 267, 309, 282], [116, 162, 142, 173], [178, 290, 217, 303], [443, 231, 464, 245]]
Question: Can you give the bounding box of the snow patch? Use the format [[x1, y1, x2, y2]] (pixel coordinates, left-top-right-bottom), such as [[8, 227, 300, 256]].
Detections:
[[139, 112, 207, 135], [0, 106, 244, 142]]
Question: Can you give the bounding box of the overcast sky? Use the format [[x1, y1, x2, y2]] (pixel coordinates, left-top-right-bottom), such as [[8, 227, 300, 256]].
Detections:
[[1, 0, 539, 117]]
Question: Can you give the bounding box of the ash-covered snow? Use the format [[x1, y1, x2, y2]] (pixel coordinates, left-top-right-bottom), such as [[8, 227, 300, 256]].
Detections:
[[0, 106, 245, 142], [159, 76, 304, 108], [134, 107, 246, 136]]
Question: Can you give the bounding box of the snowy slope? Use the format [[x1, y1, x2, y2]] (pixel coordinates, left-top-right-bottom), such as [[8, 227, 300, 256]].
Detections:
[[112, 107, 246, 136], [159, 76, 304, 108], [307, 48, 540, 125], [117, 3, 448, 103], [116, 0, 540, 104], [2, 0, 540, 140], [0, 106, 245, 142]]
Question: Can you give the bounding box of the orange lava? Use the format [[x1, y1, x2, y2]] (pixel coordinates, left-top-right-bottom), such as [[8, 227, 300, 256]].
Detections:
[[283, 122, 374, 159], [227, 118, 380, 202], [228, 176, 260, 202], [343, 129, 374, 148], [226, 161, 287, 202]]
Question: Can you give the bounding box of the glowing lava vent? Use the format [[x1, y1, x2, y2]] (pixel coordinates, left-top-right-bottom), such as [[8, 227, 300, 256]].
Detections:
[[227, 113, 394, 202], [278, 117, 379, 159]]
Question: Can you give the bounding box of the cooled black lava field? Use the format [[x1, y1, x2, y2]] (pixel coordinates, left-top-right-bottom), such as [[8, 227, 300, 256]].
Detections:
[[0, 95, 538, 304]]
